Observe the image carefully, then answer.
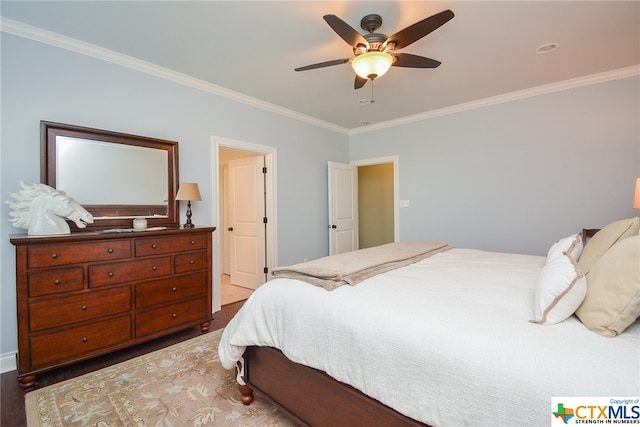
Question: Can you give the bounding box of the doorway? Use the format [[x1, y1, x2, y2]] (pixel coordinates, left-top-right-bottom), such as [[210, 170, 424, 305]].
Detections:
[[328, 156, 398, 255], [213, 138, 277, 311], [353, 156, 398, 249], [358, 162, 395, 248]]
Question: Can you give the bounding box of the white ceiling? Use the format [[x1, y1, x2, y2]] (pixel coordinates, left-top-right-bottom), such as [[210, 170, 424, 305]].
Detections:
[[2, 1, 639, 131]]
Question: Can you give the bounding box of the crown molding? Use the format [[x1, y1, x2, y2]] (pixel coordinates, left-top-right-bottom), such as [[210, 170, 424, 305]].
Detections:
[[0, 17, 350, 135], [350, 65, 640, 135], [3, 17, 637, 137]]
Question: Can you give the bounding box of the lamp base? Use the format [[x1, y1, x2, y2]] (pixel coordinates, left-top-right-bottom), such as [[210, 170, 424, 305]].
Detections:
[[183, 201, 195, 228]]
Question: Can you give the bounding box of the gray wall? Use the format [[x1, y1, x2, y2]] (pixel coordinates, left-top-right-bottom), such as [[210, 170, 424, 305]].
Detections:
[[1, 34, 348, 361], [350, 76, 640, 255]]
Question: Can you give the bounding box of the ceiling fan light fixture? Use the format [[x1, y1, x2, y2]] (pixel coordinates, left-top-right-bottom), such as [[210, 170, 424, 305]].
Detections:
[[352, 51, 393, 80]]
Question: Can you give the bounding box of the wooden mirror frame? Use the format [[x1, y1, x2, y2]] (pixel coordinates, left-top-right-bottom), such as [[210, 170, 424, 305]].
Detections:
[[41, 121, 180, 231]]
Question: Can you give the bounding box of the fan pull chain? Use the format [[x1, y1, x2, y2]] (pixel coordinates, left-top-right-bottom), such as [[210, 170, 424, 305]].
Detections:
[[370, 79, 376, 103]]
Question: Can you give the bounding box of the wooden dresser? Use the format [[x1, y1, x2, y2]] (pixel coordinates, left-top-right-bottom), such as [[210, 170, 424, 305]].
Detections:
[[10, 226, 215, 389]]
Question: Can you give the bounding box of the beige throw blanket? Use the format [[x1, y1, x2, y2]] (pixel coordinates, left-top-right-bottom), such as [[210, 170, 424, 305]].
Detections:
[[271, 241, 450, 290]]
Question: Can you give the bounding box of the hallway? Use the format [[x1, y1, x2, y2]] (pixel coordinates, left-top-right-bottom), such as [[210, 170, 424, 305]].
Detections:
[[220, 274, 253, 305]]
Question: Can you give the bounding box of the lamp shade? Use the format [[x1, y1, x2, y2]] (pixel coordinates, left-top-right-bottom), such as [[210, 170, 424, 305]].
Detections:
[[176, 182, 202, 201], [351, 51, 393, 80], [634, 177, 640, 209]]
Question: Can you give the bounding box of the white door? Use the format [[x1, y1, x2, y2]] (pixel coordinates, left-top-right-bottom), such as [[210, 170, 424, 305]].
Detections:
[[228, 156, 266, 289], [328, 161, 358, 255]]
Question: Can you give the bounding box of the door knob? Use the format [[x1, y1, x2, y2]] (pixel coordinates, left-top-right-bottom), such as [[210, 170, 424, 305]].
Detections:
[[228, 227, 233, 231], [329, 224, 337, 229]]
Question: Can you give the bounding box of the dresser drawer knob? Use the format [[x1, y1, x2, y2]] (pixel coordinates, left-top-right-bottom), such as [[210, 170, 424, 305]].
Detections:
[[172, 287, 177, 292], [82, 337, 88, 343], [190, 240, 196, 245], [51, 253, 58, 259], [81, 305, 87, 311], [152, 244, 157, 249], [172, 313, 177, 318], [108, 272, 114, 278], [189, 260, 195, 265], [108, 248, 114, 254], [53, 279, 61, 285], [152, 266, 157, 271]]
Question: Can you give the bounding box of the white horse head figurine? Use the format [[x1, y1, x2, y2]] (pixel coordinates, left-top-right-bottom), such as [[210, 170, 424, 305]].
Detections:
[[7, 181, 94, 236]]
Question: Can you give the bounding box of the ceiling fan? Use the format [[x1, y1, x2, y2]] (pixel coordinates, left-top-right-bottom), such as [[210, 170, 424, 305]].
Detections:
[[295, 9, 454, 89]]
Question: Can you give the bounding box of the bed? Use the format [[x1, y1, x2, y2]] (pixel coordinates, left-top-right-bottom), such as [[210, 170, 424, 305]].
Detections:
[[218, 218, 640, 426]]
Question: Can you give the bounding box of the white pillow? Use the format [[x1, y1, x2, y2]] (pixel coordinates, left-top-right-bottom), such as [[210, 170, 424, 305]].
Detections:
[[531, 234, 586, 325], [546, 232, 583, 262]]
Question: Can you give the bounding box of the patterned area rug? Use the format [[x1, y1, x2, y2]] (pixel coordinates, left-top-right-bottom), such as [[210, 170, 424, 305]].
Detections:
[[25, 329, 297, 426]]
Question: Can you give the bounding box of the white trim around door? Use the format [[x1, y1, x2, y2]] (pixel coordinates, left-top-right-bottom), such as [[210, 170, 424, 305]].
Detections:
[[212, 136, 277, 313]]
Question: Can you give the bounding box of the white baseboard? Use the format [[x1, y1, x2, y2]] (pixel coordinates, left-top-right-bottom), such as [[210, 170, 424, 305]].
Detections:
[[1, 351, 17, 374]]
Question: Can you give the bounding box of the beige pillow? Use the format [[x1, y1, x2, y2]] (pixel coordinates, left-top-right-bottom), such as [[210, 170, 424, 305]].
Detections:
[[578, 217, 639, 274], [575, 235, 640, 337]]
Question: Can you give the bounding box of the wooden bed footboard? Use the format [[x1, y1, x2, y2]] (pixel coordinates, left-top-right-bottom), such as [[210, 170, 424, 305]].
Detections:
[[239, 346, 427, 427]]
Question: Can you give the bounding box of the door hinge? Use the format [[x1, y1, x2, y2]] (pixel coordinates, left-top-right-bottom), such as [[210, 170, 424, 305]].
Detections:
[[264, 267, 269, 274], [262, 167, 267, 174], [263, 217, 268, 224]]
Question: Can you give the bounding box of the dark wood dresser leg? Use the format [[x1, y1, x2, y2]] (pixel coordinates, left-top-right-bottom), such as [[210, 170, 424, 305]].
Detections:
[[200, 321, 211, 332], [18, 374, 37, 390]]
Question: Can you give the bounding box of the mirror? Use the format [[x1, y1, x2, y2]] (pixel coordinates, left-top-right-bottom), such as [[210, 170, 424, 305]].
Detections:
[[41, 121, 179, 230]]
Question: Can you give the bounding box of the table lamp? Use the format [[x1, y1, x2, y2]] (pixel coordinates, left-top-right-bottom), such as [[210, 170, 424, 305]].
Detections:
[[176, 182, 202, 228]]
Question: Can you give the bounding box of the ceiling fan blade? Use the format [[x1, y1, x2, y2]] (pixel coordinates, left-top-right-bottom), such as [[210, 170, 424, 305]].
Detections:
[[392, 53, 441, 68], [386, 9, 454, 50], [323, 14, 368, 48], [295, 58, 350, 72], [354, 75, 368, 89]]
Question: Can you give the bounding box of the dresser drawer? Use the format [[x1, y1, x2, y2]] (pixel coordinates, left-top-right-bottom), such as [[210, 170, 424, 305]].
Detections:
[[175, 251, 208, 273], [27, 240, 131, 268], [135, 298, 208, 337], [29, 288, 131, 332], [30, 316, 131, 367], [28, 267, 83, 297], [88, 257, 171, 287], [135, 272, 207, 309], [135, 234, 208, 257]]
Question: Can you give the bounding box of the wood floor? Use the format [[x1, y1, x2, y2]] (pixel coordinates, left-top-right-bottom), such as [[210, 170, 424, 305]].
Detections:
[[0, 300, 245, 427]]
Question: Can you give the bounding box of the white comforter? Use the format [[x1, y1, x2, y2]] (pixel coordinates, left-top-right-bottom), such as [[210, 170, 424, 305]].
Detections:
[[219, 248, 640, 427]]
